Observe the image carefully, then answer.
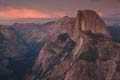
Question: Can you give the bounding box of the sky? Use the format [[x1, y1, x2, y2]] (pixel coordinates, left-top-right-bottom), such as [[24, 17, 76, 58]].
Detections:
[[0, 0, 120, 20]]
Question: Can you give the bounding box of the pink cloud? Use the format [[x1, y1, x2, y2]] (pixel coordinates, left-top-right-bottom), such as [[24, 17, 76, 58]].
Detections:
[[0, 8, 66, 19]]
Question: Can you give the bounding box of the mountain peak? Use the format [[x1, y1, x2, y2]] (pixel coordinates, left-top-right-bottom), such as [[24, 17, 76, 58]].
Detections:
[[24, 10, 118, 80], [78, 10, 110, 36], [68, 10, 111, 41]]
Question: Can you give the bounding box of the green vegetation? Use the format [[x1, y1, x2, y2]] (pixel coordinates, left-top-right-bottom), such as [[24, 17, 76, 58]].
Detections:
[[86, 32, 109, 44], [116, 60, 120, 72], [101, 50, 110, 61], [79, 47, 98, 62], [57, 33, 69, 42], [64, 40, 76, 53], [92, 35, 107, 44], [0, 33, 6, 43]]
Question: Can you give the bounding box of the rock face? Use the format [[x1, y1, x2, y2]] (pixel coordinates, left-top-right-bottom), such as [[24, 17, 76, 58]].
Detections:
[[0, 10, 120, 80], [0, 25, 35, 80], [12, 17, 74, 51], [69, 10, 110, 41], [24, 10, 120, 80], [0, 16, 75, 80]]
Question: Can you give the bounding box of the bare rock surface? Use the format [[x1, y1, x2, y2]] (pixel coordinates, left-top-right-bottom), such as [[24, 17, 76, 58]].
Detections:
[[0, 10, 120, 80], [24, 10, 120, 80]]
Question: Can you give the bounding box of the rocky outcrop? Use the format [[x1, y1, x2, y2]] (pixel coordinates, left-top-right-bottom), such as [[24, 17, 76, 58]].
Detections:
[[68, 10, 110, 41], [12, 17, 74, 51], [24, 10, 120, 80], [0, 16, 74, 80], [0, 25, 35, 80], [1, 10, 120, 80]]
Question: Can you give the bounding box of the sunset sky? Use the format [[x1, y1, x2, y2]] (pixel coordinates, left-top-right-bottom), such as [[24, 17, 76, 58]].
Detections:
[[0, 0, 120, 19]]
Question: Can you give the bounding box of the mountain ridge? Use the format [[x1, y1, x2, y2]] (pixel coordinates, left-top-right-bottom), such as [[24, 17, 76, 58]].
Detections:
[[24, 10, 120, 80], [0, 10, 120, 80]]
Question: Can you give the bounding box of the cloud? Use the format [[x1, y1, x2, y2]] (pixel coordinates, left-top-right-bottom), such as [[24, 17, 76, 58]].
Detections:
[[0, 8, 66, 19], [0, 0, 119, 19]]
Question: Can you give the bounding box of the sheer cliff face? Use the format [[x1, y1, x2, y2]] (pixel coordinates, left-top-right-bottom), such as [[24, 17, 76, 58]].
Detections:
[[24, 10, 120, 80], [69, 10, 110, 42]]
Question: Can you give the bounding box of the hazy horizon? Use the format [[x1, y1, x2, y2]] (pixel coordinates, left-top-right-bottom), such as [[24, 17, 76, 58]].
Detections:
[[0, 16, 120, 26]]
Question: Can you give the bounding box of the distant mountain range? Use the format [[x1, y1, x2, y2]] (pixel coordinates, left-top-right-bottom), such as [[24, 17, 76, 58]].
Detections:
[[103, 17, 120, 26], [0, 18, 57, 25], [0, 17, 120, 26]]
